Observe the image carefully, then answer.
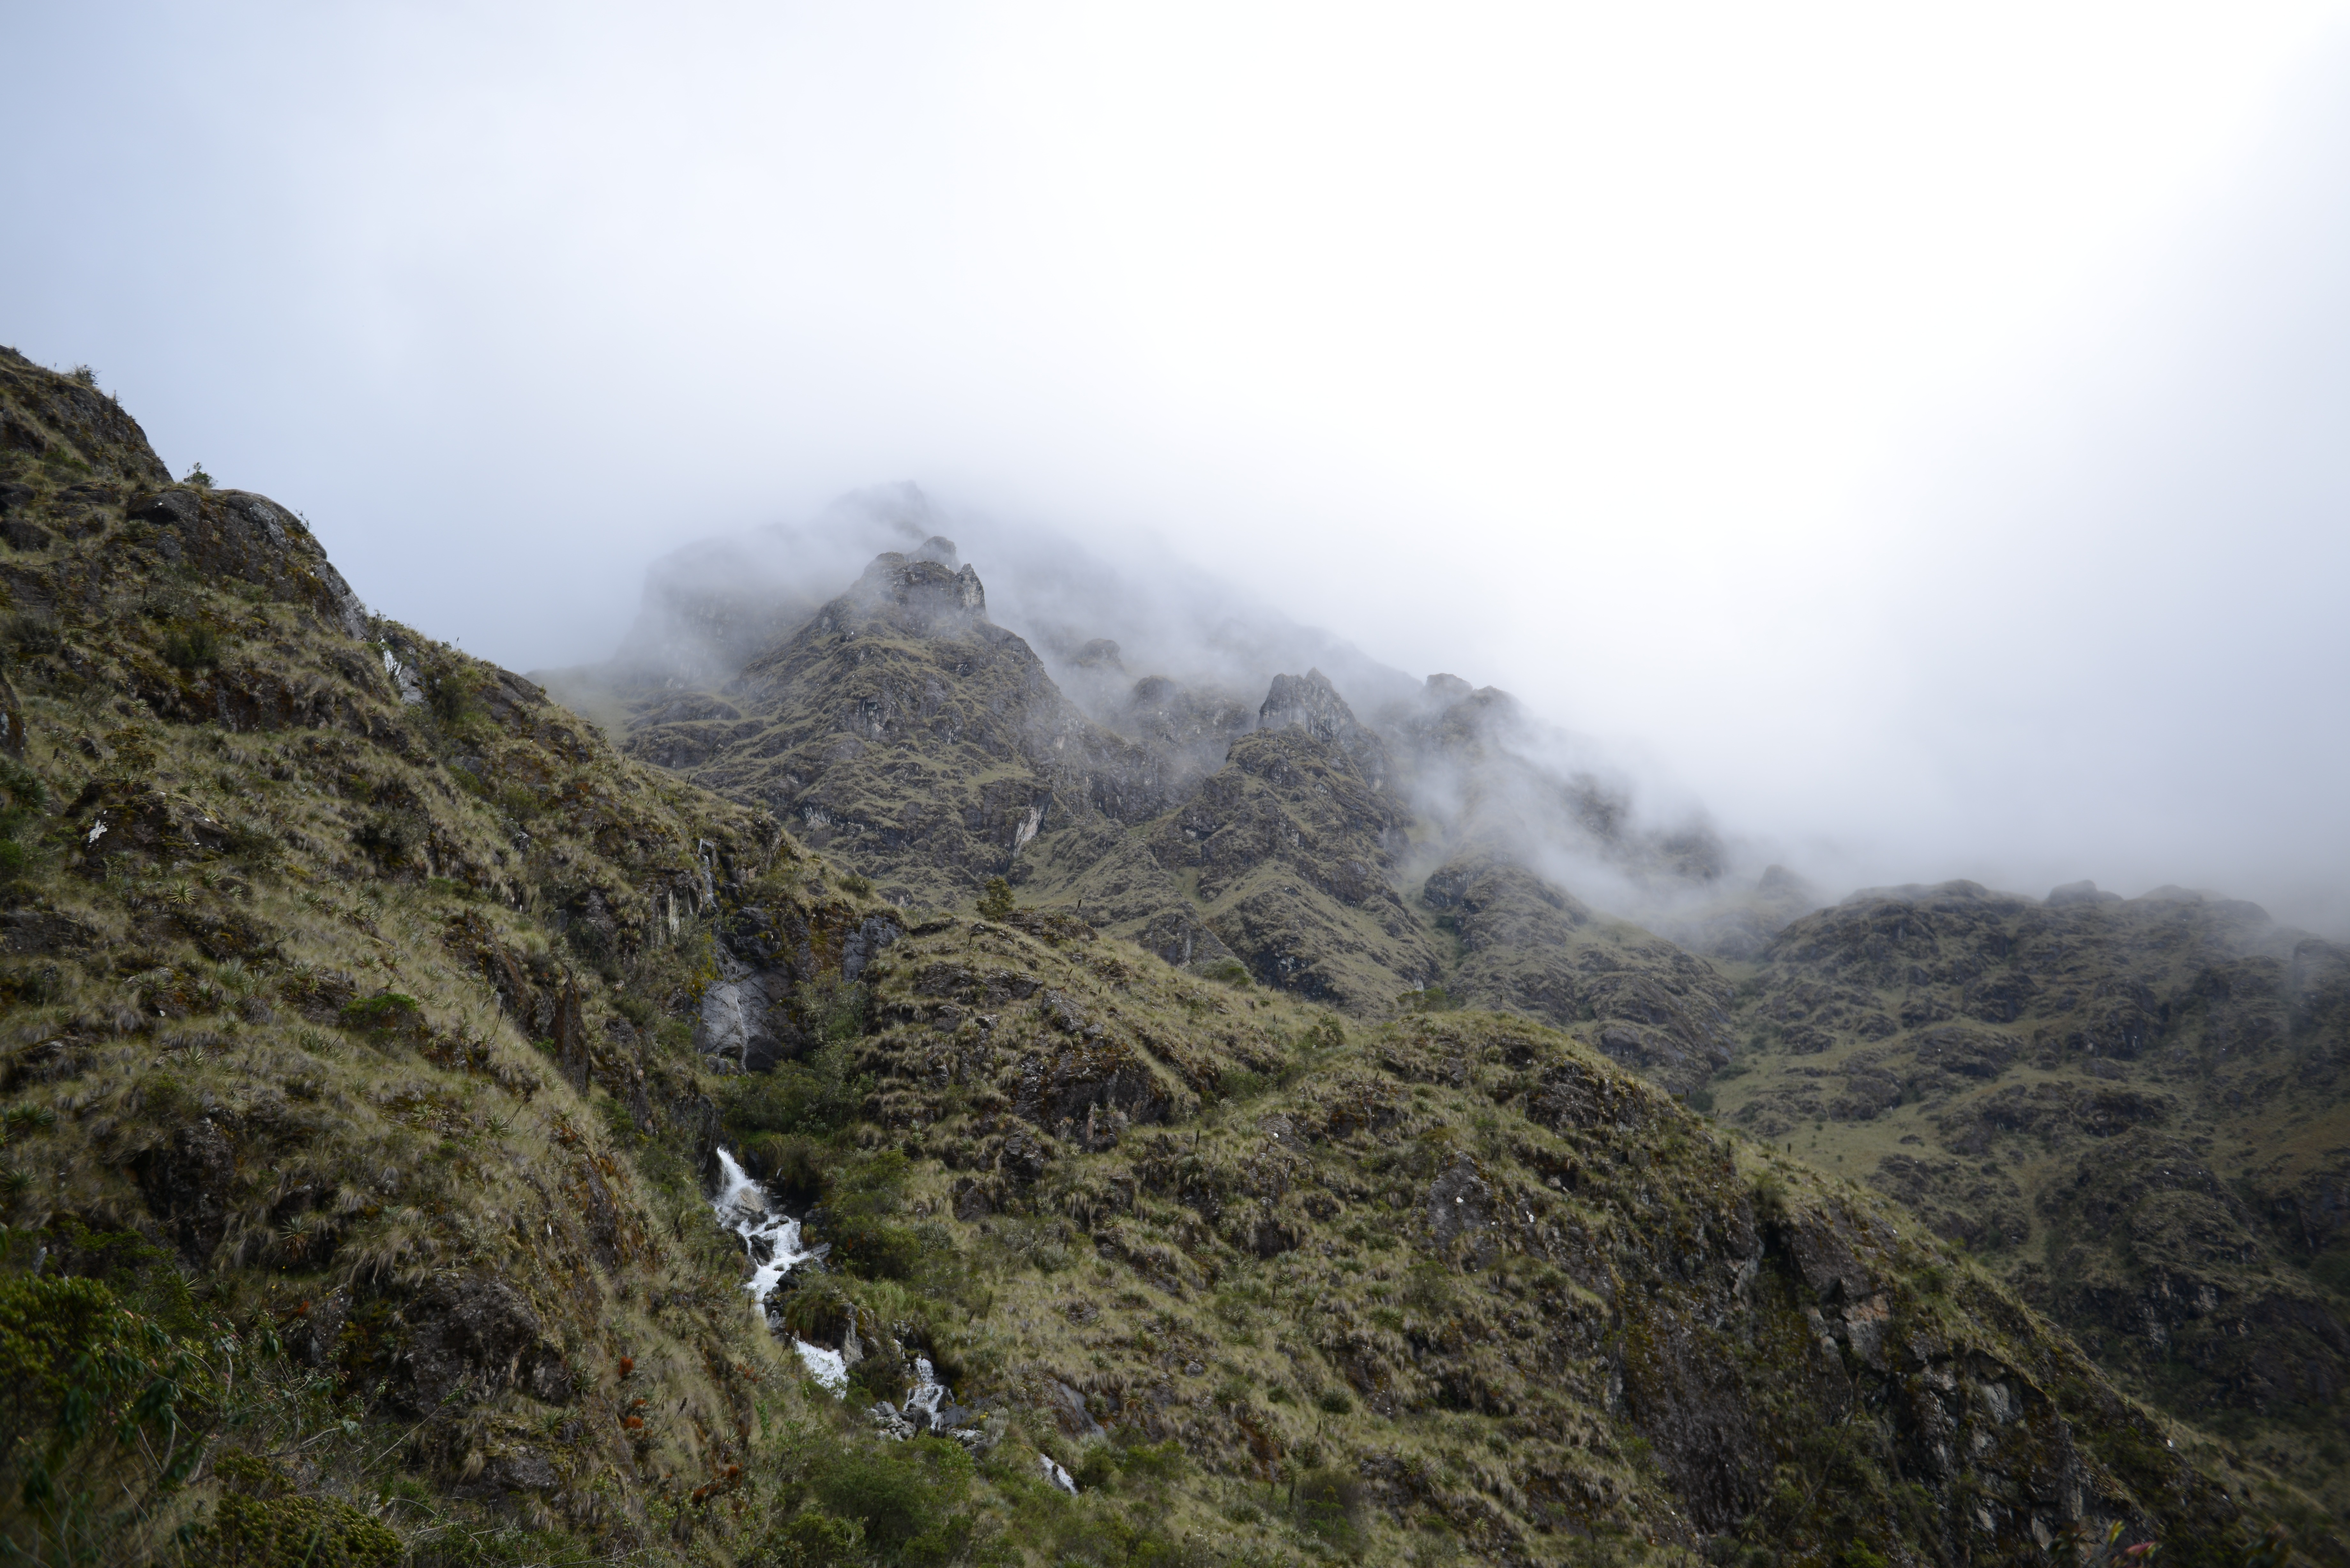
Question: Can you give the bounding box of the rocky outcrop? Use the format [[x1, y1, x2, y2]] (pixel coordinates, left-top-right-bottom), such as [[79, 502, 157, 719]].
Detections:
[[133, 1117, 238, 1264], [1257, 668, 1392, 790], [127, 488, 368, 640], [1425, 854, 1738, 1092], [391, 1275, 574, 1414]]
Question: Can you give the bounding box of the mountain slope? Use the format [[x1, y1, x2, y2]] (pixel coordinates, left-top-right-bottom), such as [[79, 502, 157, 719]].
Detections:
[[2, 347, 2337, 1566], [1714, 878, 2350, 1525], [574, 511, 2350, 1543]]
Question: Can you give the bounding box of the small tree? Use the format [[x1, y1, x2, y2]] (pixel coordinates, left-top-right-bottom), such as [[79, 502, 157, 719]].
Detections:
[[182, 461, 213, 490], [975, 877, 1014, 922]]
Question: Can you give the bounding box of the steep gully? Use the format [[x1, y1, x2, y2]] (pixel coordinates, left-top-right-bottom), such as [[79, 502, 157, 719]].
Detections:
[[709, 1149, 1082, 1494]]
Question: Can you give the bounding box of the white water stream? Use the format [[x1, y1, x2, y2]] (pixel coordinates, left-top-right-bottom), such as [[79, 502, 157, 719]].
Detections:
[[710, 1148, 847, 1394], [708, 1150, 1006, 1458]]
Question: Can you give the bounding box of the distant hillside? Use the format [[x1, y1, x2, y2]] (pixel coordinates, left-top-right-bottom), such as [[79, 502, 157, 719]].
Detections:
[[1715, 878, 2350, 1525]]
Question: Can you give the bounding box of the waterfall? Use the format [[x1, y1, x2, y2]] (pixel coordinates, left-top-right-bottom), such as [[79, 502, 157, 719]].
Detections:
[[709, 1147, 847, 1395]]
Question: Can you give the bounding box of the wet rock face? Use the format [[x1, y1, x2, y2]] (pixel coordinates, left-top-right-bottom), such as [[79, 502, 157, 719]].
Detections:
[[695, 901, 904, 1071], [67, 778, 232, 876], [134, 1117, 237, 1264], [1424, 1156, 1496, 1266]]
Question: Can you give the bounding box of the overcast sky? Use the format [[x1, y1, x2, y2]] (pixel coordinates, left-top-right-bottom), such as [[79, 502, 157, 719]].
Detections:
[[6, 2, 2350, 925]]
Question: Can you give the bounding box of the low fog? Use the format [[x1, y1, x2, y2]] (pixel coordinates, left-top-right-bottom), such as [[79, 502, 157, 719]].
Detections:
[[6, 3, 2350, 930]]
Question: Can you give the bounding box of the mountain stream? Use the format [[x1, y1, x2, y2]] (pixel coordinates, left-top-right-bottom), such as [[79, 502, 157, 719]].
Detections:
[[710, 1148, 846, 1394], [711, 1149, 1055, 1480]]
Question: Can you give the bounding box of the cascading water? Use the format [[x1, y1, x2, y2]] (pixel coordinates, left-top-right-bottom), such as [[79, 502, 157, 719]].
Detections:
[[709, 1148, 847, 1394], [708, 1151, 1011, 1459]]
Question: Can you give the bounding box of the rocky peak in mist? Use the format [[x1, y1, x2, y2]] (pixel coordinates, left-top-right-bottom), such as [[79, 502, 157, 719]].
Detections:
[[557, 494, 1747, 931], [555, 518, 1756, 972], [1257, 667, 1391, 790], [834, 540, 988, 635]]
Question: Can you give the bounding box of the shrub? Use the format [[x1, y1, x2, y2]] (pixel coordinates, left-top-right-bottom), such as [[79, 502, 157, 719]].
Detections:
[[797, 976, 870, 1046], [1292, 1466, 1366, 1553], [724, 1042, 871, 1140], [196, 1449, 403, 1567], [3, 613, 62, 658], [184, 462, 213, 489], [425, 666, 486, 728], [0, 1274, 200, 1557], [815, 1154, 926, 1281], [1201, 959, 1252, 988], [0, 758, 46, 872], [810, 1436, 973, 1563], [749, 1509, 865, 1568], [337, 992, 424, 1036], [975, 877, 1014, 922], [352, 808, 425, 864], [160, 621, 222, 670]]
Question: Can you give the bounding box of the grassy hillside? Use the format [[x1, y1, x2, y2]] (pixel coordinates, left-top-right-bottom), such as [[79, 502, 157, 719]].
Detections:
[[0, 346, 2335, 1567]]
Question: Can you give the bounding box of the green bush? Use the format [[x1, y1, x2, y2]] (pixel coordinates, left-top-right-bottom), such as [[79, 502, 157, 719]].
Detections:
[[0, 1273, 200, 1559], [749, 1508, 865, 1568], [816, 1154, 927, 1280], [337, 992, 424, 1035], [797, 976, 871, 1046], [425, 666, 486, 729], [725, 1042, 871, 1141], [195, 1450, 402, 1567], [2, 613, 62, 657], [1292, 1466, 1365, 1553], [0, 757, 47, 878], [811, 1436, 974, 1563], [975, 877, 1015, 922], [160, 622, 222, 670]]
